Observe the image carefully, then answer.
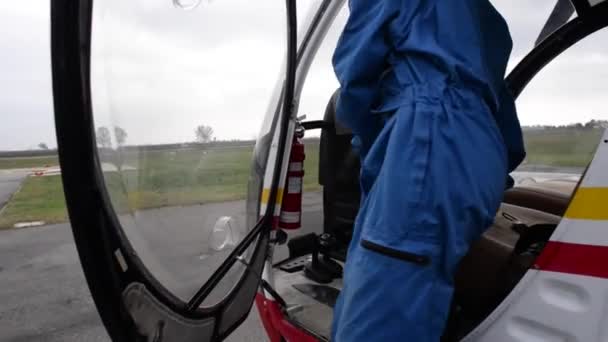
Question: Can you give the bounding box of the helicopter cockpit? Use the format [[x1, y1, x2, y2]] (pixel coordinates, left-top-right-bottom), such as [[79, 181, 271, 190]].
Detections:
[[51, 0, 608, 341]]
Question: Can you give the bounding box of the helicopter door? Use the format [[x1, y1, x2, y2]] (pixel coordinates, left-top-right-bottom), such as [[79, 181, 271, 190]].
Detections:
[[50, 0, 297, 341]]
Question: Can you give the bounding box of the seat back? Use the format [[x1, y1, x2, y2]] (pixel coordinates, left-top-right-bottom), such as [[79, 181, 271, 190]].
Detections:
[[503, 180, 576, 216], [318, 91, 361, 249]]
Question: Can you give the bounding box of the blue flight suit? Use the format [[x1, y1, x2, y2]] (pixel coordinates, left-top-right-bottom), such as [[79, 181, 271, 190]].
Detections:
[[331, 1, 526, 341]]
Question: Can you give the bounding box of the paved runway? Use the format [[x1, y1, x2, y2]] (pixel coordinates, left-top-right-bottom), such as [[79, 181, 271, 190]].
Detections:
[[0, 170, 28, 214], [0, 170, 580, 341], [0, 194, 323, 342]]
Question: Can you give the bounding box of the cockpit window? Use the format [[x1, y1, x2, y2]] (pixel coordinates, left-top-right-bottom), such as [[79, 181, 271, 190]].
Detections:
[[492, 0, 577, 70], [512, 27, 608, 183], [297, 0, 604, 187], [90, 0, 286, 306], [298, 5, 348, 123]]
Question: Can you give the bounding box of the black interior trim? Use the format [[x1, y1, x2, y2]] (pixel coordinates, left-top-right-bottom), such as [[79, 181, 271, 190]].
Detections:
[[570, 0, 592, 15], [52, 1, 146, 340], [264, 0, 298, 231], [302, 120, 329, 130], [186, 0, 299, 312], [296, 0, 331, 67], [535, 0, 575, 46], [507, 0, 608, 98], [186, 219, 269, 311]]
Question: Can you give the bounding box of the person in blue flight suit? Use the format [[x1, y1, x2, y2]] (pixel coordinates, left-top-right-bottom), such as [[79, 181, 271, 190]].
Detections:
[[331, 0, 526, 341]]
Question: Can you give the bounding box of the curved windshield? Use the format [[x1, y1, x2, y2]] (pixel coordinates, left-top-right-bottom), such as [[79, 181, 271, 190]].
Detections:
[[512, 26, 608, 186], [493, 0, 577, 71], [89, 0, 286, 305]]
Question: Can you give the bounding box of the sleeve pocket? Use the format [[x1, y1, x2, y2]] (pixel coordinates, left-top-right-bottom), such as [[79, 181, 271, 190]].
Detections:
[[361, 239, 431, 266]]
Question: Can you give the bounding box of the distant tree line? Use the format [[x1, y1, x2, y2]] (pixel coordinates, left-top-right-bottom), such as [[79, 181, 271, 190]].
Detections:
[[17, 119, 604, 158], [0, 149, 57, 158], [96, 126, 129, 171], [195, 125, 214, 144], [523, 119, 608, 131]]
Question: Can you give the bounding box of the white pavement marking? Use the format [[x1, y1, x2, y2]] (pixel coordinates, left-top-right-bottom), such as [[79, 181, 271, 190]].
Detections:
[[13, 221, 46, 229]]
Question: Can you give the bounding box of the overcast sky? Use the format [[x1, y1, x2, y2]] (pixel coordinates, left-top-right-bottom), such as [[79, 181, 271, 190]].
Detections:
[[1, 0, 607, 150]]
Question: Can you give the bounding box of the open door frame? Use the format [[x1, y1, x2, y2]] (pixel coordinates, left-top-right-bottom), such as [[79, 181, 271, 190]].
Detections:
[[50, 0, 298, 341]]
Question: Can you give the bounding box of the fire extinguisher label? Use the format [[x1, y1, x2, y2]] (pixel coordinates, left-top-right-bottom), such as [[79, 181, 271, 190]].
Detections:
[[280, 211, 300, 223], [287, 177, 302, 194], [289, 162, 303, 172]]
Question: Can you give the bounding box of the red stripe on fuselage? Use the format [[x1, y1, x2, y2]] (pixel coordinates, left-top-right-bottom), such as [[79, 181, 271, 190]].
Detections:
[[535, 241, 608, 279]]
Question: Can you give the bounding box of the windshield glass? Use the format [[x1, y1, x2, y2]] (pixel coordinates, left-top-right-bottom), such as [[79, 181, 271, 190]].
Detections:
[[493, 0, 577, 70], [512, 27, 608, 186], [298, 0, 595, 188], [89, 0, 285, 305]]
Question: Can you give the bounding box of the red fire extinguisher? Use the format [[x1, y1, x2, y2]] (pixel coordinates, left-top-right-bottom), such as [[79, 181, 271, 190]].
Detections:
[[279, 128, 305, 230]]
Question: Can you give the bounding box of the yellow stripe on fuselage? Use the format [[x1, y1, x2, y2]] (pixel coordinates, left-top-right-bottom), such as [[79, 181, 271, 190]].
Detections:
[[565, 187, 608, 220], [261, 188, 284, 205]]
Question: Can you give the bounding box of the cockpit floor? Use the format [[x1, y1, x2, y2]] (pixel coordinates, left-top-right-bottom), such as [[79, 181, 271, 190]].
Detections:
[[274, 264, 343, 341]]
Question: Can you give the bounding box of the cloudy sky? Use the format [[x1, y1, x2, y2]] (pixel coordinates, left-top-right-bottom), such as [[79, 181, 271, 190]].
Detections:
[[1, 0, 607, 150]]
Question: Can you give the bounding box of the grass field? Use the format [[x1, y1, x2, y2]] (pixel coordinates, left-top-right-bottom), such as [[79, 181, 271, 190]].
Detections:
[[0, 155, 58, 169], [0, 144, 321, 229], [0, 175, 68, 228], [0, 128, 604, 229], [523, 128, 604, 167]]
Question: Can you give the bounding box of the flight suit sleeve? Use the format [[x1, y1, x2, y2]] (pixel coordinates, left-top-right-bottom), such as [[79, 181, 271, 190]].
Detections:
[[332, 0, 397, 142]]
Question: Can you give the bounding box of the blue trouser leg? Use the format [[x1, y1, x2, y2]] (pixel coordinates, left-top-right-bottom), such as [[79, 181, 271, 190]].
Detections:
[[331, 95, 507, 341]]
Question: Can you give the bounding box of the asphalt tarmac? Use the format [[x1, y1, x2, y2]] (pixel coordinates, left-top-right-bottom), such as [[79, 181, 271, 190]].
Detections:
[[0, 170, 579, 341], [0, 193, 324, 342]]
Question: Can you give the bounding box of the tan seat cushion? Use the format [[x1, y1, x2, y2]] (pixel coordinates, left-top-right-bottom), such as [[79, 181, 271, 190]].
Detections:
[[503, 180, 576, 216]]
